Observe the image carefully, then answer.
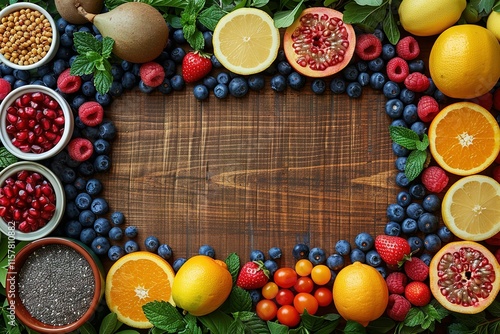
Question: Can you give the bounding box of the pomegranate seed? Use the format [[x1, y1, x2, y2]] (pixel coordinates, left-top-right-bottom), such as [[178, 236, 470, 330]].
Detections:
[[0, 197, 9, 206], [31, 92, 44, 102], [43, 108, 56, 119], [7, 113, 17, 124], [0, 206, 7, 216], [18, 221, 30, 233], [25, 107, 36, 118]]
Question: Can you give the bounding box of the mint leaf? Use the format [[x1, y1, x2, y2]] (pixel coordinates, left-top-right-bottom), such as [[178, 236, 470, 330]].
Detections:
[[300, 311, 340, 333], [142, 301, 184, 332], [405, 150, 428, 182], [389, 126, 420, 150], [0, 147, 17, 169], [273, 1, 305, 28], [74, 32, 101, 54], [430, 299, 450, 320], [189, 30, 205, 52], [101, 37, 115, 59], [94, 69, 113, 96], [198, 310, 233, 334], [355, 0, 383, 5], [233, 312, 270, 333], [366, 316, 395, 334], [227, 319, 245, 334], [448, 323, 474, 334], [70, 55, 95, 76], [183, 314, 203, 334], [198, 5, 226, 31], [267, 321, 287, 334], [404, 308, 425, 327], [250, 0, 269, 7], [344, 320, 366, 333], [220, 286, 252, 313], [225, 252, 240, 283]]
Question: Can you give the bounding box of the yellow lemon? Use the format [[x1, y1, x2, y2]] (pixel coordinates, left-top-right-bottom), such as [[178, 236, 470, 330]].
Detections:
[[487, 10, 500, 41], [398, 0, 466, 36]]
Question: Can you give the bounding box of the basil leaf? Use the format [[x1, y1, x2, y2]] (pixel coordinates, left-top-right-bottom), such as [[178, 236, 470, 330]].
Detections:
[[382, 9, 400, 45], [99, 313, 118, 334], [273, 0, 304, 28], [142, 301, 185, 332]]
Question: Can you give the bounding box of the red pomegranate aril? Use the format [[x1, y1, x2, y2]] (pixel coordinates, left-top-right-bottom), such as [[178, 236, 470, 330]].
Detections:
[[38, 196, 48, 206], [40, 118, 51, 130], [6, 125, 16, 134], [28, 119, 37, 129], [40, 184, 53, 196], [31, 145, 43, 154], [43, 108, 56, 119], [15, 118, 28, 130], [28, 207, 40, 218], [31, 92, 44, 102], [15, 130, 28, 141], [18, 221, 30, 233], [46, 98, 58, 110], [43, 203, 55, 213], [0, 197, 9, 206], [7, 113, 17, 124], [25, 107, 36, 118], [53, 116, 65, 126]]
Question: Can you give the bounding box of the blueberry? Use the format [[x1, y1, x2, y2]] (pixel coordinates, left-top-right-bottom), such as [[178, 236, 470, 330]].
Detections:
[[334, 240, 351, 256], [420, 253, 432, 266], [292, 243, 309, 260], [170, 47, 186, 64], [343, 65, 358, 81], [229, 77, 249, 97], [356, 61, 368, 72], [248, 289, 261, 305], [357, 72, 370, 87], [346, 82, 362, 98], [287, 72, 306, 90], [211, 55, 222, 68], [386, 203, 406, 223], [124, 240, 139, 253], [158, 78, 173, 94], [437, 227, 453, 244], [216, 72, 230, 85], [409, 59, 425, 73], [369, 72, 386, 90], [381, 43, 396, 60], [330, 77, 346, 94], [144, 236, 160, 252], [108, 245, 125, 261], [350, 248, 366, 263], [158, 244, 173, 259], [173, 257, 187, 272], [248, 74, 265, 91], [384, 221, 401, 236], [13, 69, 30, 81], [95, 92, 112, 106], [365, 250, 382, 267], [94, 139, 111, 155], [423, 234, 442, 253], [91, 198, 109, 215], [80, 228, 97, 245], [355, 233, 374, 252], [434, 89, 447, 104], [326, 253, 344, 270], [268, 247, 282, 260], [64, 184, 78, 200], [173, 29, 187, 44], [59, 167, 76, 184], [311, 79, 326, 94], [395, 171, 410, 187], [401, 218, 418, 235], [75, 192, 92, 210], [409, 183, 426, 200], [65, 220, 82, 238], [85, 179, 102, 196], [383, 81, 400, 99], [170, 74, 185, 91], [403, 104, 418, 125], [121, 72, 137, 90], [79, 210, 96, 227], [422, 194, 441, 212], [124, 226, 138, 238], [270, 74, 286, 92], [65, 201, 80, 219], [396, 191, 411, 207], [71, 95, 87, 111], [250, 249, 265, 262], [399, 88, 415, 105], [418, 212, 439, 234], [308, 247, 326, 265], [139, 80, 155, 94], [91, 236, 110, 256], [74, 177, 87, 191], [203, 31, 213, 49], [83, 126, 100, 141], [193, 84, 209, 100], [109, 81, 124, 97], [368, 58, 384, 72], [376, 266, 388, 279], [213, 84, 229, 99], [2, 75, 15, 87], [407, 236, 423, 254], [108, 226, 123, 241], [94, 217, 111, 235], [13, 80, 28, 89], [410, 122, 427, 137], [94, 155, 111, 172], [42, 73, 57, 88], [199, 244, 216, 258], [56, 17, 68, 32], [277, 61, 293, 76], [406, 202, 424, 220], [264, 259, 278, 276], [203, 76, 218, 90], [385, 99, 404, 119]]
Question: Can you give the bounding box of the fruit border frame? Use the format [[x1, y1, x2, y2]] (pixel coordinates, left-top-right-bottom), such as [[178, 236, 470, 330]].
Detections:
[[0, 0, 500, 333]]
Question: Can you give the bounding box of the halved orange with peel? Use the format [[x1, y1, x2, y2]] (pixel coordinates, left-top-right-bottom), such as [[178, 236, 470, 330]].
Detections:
[[105, 251, 175, 328], [428, 102, 500, 176]]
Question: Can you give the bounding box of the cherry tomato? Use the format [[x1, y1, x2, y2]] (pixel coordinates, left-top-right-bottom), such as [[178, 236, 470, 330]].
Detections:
[[261, 282, 279, 300], [293, 292, 319, 315], [274, 267, 298, 288], [293, 276, 314, 293], [314, 287, 333, 307], [295, 259, 313, 276], [277, 305, 301, 327], [256, 299, 278, 321], [275, 288, 294, 306], [310, 264, 331, 286]]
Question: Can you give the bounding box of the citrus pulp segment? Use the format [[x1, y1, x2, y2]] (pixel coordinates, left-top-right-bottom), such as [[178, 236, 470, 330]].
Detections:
[[213, 8, 280, 75], [105, 251, 176, 328], [441, 175, 500, 241], [428, 102, 500, 176]]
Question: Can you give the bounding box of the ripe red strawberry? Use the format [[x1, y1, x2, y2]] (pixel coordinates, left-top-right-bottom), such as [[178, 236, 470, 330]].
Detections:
[[375, 235, 411, 266], [236, 261, 269, 290], [182, 51, 212, 83], [404, 281, 431, 307], [403, 257, 429, 281]]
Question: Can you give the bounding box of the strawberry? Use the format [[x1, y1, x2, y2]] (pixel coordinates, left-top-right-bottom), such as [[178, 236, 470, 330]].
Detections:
[[404, 281, 431, 307], [403, 257, 429, 281], [374, 235, 411, 266], [236, 261, 269, 290], [182, 51, 212, 83]]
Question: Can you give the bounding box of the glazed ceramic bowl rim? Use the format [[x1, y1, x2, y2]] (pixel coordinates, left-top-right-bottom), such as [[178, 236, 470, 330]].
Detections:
[[0, 85, 74, 161], [0, 161, 65, 241], [5, 237, 103, 333], [0, 2, 60, 70]]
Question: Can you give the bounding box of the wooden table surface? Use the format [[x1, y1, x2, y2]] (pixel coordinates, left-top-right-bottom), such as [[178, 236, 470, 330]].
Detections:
[[100, 38, 435, 269]]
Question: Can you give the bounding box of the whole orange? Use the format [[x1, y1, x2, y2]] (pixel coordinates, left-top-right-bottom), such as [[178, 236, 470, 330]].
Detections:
[[429, 24, 500, 99]]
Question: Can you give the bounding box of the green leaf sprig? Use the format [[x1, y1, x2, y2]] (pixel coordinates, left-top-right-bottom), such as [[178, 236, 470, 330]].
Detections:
[[389, 125, 430, 182], [448, 299, 500, 334], [395, 300, 449, 333], [70, 32, 115, 95]]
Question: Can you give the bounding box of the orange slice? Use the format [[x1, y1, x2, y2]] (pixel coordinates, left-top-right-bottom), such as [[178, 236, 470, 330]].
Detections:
[[442, 175, 500, 241], [105, 251, 175, 328], [213, 8, 280, 75], [428, 102, 500, 176]]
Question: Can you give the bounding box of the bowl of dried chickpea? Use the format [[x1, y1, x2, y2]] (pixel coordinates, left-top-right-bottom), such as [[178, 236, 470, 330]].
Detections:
[[0, 2, 59, 70]]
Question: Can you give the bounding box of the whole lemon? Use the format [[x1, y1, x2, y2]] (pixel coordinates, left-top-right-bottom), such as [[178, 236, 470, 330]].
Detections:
[[429, 24, 500, 99], [487, 10, 500, 41], [172, 255, 233, 316], [332, 262, 388, 327], [398, 0, 466, 36]]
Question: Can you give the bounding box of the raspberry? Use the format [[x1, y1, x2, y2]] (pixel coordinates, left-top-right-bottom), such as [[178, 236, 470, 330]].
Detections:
[[386, 57, 409, 83], [78, 101, 104, 127], [386, 294, 411, 322], [57, 68, 82, 94], [403, 257, 429, 281], [385, 272, 408, 295], [67, 138, 94, 162], [404, 72, 430, 92], [0, 78, 11, 100], [417, 95, 440, 122], [493, 165, 500, 183], [421, 166, 449, 193], [405, 281, 431, 307], [470, 92, 493, 110], [355, 34, 382, 61], [139, 62, 165, 88], [396, 36, 420, 60], [494, 88, 500, 111]]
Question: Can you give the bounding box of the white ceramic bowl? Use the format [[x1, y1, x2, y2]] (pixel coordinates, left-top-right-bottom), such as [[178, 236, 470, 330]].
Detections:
[[0, 85, 74, 161], [0, 2, 59, 70], [0, 161, 65, 241]]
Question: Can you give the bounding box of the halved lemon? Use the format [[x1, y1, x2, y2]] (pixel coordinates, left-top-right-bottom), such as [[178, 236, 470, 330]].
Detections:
[[213, 8, 280, 75], [442, 175, 500, 241], [105, 251, 175, 328]]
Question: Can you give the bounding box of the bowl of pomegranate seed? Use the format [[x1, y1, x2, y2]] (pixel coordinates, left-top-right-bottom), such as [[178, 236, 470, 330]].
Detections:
[[0, 2, 59, 70], [0, 85, 74, 161], [0, 161, 65, 240]]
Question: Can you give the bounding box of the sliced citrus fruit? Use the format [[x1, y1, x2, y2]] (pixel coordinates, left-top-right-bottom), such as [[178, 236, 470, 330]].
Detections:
[[105, 251, 175, 328], [213, 8, 280, 75], [428, 102, 500, 176], [442, 175, 500, 241]]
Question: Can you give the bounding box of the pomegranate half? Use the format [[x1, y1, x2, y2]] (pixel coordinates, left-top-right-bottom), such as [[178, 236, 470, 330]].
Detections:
[[429, 241, 500, 314], [283, 7, 356, 78]]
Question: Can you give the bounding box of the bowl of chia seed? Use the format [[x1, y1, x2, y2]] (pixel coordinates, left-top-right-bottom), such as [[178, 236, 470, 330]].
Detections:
[[5, 237, 105, 333]]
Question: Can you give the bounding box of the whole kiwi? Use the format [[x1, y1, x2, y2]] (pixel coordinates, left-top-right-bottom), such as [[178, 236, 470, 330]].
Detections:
[[55, 0, 103, 24], [77, 2, 169, 63]]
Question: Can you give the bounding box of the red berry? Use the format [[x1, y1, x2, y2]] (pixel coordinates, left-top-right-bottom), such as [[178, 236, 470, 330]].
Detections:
[[67, 137, 94, 162], [493, 88, 500, 111], [469, 92, 493, 110], [386, 57, 409, 83], [236, 261, 270, 290], [0, 78, 11, 100], [421, 166, 449, 193], [385, 272, 408, 295], [403, 257, 429, 281], [417, 95, 440, 122], [182, 51, 213, 83], [355, 34, 382, 61], [396, 36, 420, 60], [492, 165, 500, 183], [57, 68, 82, 94], [405, 281, 431, 307], [374, 235, 412, 265], [78, 101, 104, 127], [139, 62, 165, 88], [386, 294, 411, 322], [404, 72, 430, 92]]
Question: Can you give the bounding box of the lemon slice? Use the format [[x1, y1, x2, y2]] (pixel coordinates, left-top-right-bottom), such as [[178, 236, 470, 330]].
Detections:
[[213, 8, 280, 75], [442, 175, 500, 241]]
